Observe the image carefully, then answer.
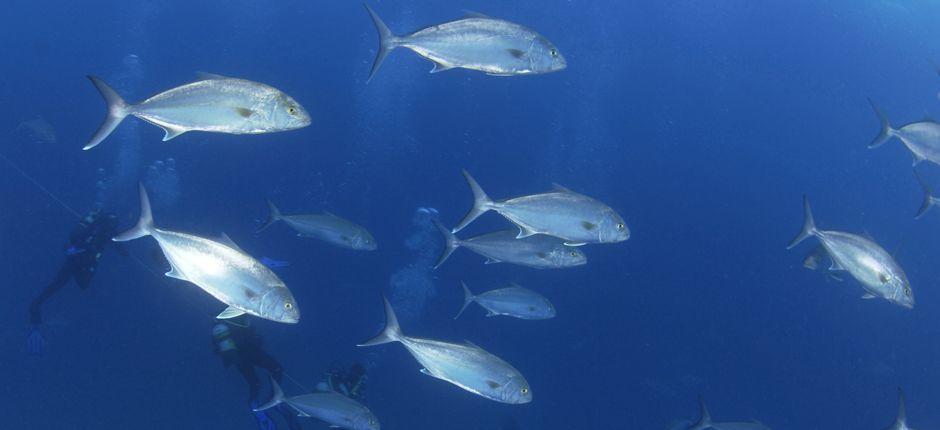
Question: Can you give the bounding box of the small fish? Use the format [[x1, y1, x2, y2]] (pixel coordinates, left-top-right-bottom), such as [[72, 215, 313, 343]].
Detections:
[[455, 170, 629, 246], [868, 99, 940, 166], [455, 282, 556, 320], [433, 220, 586, 269], [84, 74, 310, 150], [257, 200, 377, 251], [913, 169, 940, 219], [114, 184, 300, 323], [884, 388, 917, 430], [788, 195, 913, 309], [686, 397, 772, 430], [358, 296, 532, 404], [255, 377, 379, 430], [363, 4, 566, 82]]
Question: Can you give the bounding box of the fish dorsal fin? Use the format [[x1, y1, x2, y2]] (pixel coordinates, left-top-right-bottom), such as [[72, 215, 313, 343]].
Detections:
[[195, 71, 235, 81], [861, 229, 876, 242], [464, 340, 483, 349], [165, 265, 187, 280], [828, 259, 844, 271], [217, 306, 247, 319], [160, 124, 188, 141], [430, 62, 455, 73], [322, 210, 338, 217], [218, 232, 247, 254], [551, 183, 575, 193], [484, 257, 502, 264], [462, 10, 493, 19]]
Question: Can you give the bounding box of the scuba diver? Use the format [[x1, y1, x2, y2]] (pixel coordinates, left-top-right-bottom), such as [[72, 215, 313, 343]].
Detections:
[[211, 316, 302, 430], [316, 362, 368, 400], [27, 209, 124, 354]]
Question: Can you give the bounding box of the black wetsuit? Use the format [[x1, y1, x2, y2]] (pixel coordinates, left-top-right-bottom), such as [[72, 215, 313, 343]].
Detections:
[[212, 318, 302, 430], [29, 212, 122, 325]]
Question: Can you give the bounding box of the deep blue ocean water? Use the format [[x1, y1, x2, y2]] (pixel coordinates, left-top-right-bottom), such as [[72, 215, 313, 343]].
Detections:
[[3, 1, 940, 428]]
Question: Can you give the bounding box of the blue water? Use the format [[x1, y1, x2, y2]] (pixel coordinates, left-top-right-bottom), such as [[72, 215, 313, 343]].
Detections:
[[3, 0, 940, 428]]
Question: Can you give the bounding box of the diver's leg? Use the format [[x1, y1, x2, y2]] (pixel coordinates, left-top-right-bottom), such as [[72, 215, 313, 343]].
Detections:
[[236, 361, 262, 402], [29, 261, 73, 325], [253, 349, 285, 383]]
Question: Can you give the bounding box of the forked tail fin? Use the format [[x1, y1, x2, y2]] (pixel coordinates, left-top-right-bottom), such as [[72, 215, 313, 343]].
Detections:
[[85, 76, 130, 150], [114, 183, 154, 242], [358, 296, 404, 347]]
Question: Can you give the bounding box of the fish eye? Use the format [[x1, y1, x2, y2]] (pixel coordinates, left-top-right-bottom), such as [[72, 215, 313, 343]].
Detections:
[[521, 387, 529, 394], [287, 106, 297, 115], [569, 251, 577, 257], [904, 286, 912, 296], [550, 49, 557, 57], [284, 302, 293, 310], [617, 223, 625, 230]]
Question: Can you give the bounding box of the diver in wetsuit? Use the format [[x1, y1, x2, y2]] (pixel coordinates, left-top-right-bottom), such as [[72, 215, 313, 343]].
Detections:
[[317, 362, 368, 400], [27, 209, 124, 354], [212, 316, 302, 430]]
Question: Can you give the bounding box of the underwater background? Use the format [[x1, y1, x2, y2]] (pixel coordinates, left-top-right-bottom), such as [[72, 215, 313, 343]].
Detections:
[[3, 0, 940, 428]]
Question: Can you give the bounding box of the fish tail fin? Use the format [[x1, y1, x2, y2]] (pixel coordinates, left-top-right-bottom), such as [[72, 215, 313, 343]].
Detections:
[[914, 170, 938, 219], [787, 194, 818, 249], [358, 296, 403, 346], [253, 376, 285, 412], [687, 396, 712, 430], [85, 75, 130, 150], [433, 219, 460, 269], [454, 281, 476, 320], [453, 170, 493, 233], [257, 199, 283, 233], [867, 98, 895, 149], [364, 3, 399, 83], [114, 183, 155, 242]]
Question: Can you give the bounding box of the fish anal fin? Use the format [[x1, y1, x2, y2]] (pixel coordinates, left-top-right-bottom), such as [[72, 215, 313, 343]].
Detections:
[[165, 267, 187, 280], [484, 257, 502, 265], [828, 260, 844, 271], [515, 225, 538, 239], [430, 62, 455, 73], [160, 124, 188, 141], [914, 152, 926, 166], [861, 293, 877, 299], [217, 306, 247, 319]]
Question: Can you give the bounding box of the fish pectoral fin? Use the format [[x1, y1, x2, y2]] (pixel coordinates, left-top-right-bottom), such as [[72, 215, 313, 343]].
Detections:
[[861, 293, 877, 299], [507, 48, 526, 59], [564, 242, 587, 247], [160, 124, 188, 141], [234, 107, 255, 118], [217, 306, 247, 319], [485, 380, 502, 389], [515, 225, 538, 239], [429, 62, 455, 73], [484, 257, 502, 264], [828, 260, 844, 271]]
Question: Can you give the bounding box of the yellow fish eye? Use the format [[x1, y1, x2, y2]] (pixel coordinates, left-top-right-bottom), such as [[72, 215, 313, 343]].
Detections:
[[288, 106, 297, 115]]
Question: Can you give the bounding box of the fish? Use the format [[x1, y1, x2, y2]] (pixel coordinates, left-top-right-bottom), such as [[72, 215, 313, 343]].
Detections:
[[363, 4, 566, 82], [358, 296, 532, 404], [868, 99, 940, 166], [114, 184, 300, 323], [454, 170, 629, 246], [255, 377, 379, 430], [257, 200, 377, 251], [913, 169, 939, 219], [884, 388, 916, 430], [433, 220, 587, 269], [84, 73, 310, 150], [686, 397, 772, 430], [455, 282, 556, 320], [787, 195, 913, 309]]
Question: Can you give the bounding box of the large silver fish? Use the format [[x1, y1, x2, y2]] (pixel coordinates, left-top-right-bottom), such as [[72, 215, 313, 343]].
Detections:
[[257, 200, 377, 251], [869, 99, 940, 166], [787, 195, 913, 309], [255, 378, 379, 430], [454, 170, 629, 246], [884, 388, 917, 430], [363, 4, 566, 82], [114, 184, 300, 323], [358, 297, 532, 404], [455, 282, 555, 320], [434, 220, 587, 269], [686, 397, 772, 430], [84, 74, 310, 150]]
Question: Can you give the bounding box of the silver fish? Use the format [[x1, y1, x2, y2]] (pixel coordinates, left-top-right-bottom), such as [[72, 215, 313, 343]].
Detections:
[[686, 397, 772, 430], [84, 74, 310, 150], [455, 282, 555, 320], [788, 195, 913, 309], [358, 297, 532, 404], [257, 200, 377, 251], [434, 220, 587, 269], [363, 4, 566, 82], [255, 378, 379, 430], [114, 184, 300, 323], [454, 170, 629, 246], [869, 99, 940, 166], [913, 169, 939, 219], [884, 388, 917, 430]]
